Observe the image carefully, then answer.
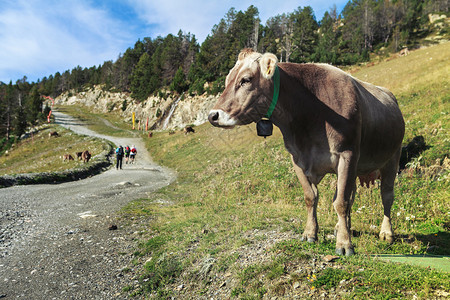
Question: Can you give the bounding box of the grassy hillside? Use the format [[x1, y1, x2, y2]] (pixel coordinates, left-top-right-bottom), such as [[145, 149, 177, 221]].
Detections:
[[119, 43, 449, 298], [0, 124, 109, 176], [2, 43, 447, 298]]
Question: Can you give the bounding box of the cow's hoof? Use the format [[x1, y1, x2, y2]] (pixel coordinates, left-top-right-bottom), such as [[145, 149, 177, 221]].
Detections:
[[335, 247, 355, 256], [301, 236, 316, 243], [379, 232, 394, 244]]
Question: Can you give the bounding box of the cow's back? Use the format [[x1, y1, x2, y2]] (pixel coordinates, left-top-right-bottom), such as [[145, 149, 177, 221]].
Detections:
[[280, 63, 404, 174]]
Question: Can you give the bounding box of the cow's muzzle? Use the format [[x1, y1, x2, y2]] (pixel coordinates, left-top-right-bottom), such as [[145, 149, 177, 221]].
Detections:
[[208, 110, 237, 128]]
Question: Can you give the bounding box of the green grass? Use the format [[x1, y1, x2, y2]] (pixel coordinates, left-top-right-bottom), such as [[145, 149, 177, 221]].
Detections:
[[117, 42, 449, 298], [0, 124, 109, 175], [5, 43, 447, 298]]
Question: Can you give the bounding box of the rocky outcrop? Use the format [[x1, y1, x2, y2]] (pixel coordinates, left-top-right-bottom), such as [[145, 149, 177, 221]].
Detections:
[[55, 86, 218, 131]]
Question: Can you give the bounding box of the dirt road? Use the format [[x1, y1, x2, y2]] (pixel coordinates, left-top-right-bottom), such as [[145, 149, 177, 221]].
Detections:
[[0, 112, 175, 299]]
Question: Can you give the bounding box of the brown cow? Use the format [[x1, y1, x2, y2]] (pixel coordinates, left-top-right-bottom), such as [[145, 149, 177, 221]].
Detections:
[[75, 151, 83, 160], [63, 154, 74, 161], [49, 131, 59, 137], [208, 49, 405, 256], [399, 47, 410, 56], [184, 126, 195, 135], [81, 150, 91, 163]]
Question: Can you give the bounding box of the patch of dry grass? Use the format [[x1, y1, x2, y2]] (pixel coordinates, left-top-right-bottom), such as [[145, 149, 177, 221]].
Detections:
[[0, 124, 108, 175]]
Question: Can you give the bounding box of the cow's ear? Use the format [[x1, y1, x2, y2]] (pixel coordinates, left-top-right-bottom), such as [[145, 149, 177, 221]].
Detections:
[[260, 53, 278, 79]]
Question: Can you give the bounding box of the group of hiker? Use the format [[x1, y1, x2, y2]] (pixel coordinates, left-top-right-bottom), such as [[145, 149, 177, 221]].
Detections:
[[115, 145, 137, 170]]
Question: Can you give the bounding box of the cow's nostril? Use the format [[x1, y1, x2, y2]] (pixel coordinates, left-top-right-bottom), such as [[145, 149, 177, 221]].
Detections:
[[208, 111, 219, 125]]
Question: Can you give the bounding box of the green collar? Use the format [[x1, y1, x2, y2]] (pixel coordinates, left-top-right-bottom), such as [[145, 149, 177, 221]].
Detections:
[[265, 65, 280, 119]]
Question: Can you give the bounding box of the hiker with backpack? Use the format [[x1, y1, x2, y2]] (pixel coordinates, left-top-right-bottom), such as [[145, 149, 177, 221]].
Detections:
[[124, 145, 131, 164], [116, 145, 124, 170], [130, 145, 137, 164]]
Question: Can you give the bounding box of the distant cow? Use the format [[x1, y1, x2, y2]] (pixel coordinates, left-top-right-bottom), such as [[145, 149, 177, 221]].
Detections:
[[81, 150, 91, 163], [184, 126, 195, 135], [399, 48, 410, 56], [49, 131, 59, 137], [209, 49, 405, 256], [63, 154, 74, 161], [75, 152, 83, 160]]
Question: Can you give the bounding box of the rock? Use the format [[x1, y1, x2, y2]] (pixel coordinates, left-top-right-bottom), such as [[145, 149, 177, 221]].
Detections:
[[77, 211, 97, 219], [435, 290, 449, 297], [323, 255, 340, 262], [55, 86, 218, 131]]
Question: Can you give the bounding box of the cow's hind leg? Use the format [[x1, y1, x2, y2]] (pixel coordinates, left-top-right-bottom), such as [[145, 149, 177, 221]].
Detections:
[[291, 158, 319, 243], [379, 149, 401, 243], [334, 152, 357, 256]]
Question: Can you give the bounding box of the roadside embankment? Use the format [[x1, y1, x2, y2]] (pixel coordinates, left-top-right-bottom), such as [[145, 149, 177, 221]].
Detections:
[[0, 141, 114, 188]]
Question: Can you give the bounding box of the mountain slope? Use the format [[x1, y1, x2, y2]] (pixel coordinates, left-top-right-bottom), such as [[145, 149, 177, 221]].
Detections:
[[119, 42, 450, 298]]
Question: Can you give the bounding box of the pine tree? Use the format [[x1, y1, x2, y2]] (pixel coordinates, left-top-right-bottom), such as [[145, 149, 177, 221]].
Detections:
[[196, 19, 229, 82], [130, 52, 153, 101], [149, 42, 163, 94], [0, 82, 15, 140], [258, 16, 282, 55], [290, 6, 319, 63], [25, 88, 42, 126], [313, 9, 341, 64], [340, 0, 368, 64], [13, 104, 27, 138], [170, 67, 187, 94]]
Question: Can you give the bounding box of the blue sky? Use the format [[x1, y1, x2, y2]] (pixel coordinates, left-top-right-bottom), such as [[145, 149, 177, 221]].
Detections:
[[0, 0, 348, 84]]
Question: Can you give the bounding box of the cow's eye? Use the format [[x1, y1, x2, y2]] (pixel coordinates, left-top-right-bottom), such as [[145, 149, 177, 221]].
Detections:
[[240, 77, 252, 86]]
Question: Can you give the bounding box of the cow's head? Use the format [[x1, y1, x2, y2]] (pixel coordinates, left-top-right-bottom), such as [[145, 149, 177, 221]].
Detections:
[[208, 49, 278, 128]]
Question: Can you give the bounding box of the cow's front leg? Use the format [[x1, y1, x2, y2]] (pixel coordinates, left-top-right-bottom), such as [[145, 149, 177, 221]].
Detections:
[[334, 187, 356, 237], [291, 158, 319, 242], [334, 152, 357, 256]]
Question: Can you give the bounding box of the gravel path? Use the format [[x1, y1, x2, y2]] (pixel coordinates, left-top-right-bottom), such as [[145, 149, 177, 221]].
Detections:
[[0, 111, 175, 299]]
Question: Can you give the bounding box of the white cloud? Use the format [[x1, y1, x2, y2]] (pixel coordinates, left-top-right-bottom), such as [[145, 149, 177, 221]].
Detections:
[[0, 0, 348, 83], [0, 0, 135, 83]]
